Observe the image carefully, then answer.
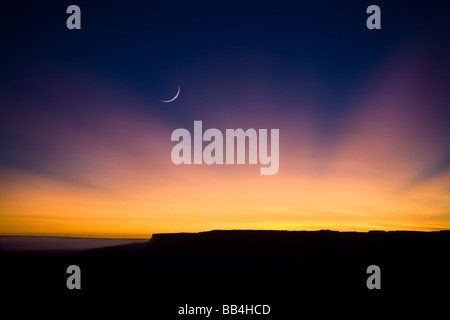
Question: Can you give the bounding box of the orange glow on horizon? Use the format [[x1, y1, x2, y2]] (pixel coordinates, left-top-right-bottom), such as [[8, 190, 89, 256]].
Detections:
[[1, 145, 449, 238]]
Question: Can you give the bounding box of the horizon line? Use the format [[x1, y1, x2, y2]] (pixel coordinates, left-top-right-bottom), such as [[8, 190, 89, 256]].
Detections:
[[1, 228, 449, 240]]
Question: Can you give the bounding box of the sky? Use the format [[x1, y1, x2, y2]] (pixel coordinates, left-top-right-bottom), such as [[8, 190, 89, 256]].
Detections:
[[1, 1, 450, 237]]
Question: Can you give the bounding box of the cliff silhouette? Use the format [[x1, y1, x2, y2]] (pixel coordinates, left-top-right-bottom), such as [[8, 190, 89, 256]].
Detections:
[[81, 229, 450, 264], [1, 230, 449, 317]]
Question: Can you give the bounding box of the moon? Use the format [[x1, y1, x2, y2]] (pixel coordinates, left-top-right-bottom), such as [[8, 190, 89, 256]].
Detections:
[[160, 84, 180, 103]]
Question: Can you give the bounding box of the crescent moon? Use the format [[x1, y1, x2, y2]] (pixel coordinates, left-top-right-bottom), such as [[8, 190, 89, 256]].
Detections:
[[160, 84, 180, 103]]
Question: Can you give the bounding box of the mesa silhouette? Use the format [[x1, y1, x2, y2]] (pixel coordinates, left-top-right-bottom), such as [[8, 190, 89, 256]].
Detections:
[[80, 229, 450, 264], [2, 230, 449, 317], [76, 229, 449, 302]]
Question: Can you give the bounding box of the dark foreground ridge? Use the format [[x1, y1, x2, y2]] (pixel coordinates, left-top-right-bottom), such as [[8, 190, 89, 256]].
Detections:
[[81, 229, 450, 263], [2, 230, 449, 317]]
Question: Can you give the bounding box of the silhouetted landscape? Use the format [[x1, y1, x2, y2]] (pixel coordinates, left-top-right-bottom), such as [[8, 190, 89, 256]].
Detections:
[[1, 230, 449, 317]]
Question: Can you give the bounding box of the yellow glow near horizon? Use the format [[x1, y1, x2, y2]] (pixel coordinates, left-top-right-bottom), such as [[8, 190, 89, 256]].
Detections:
[[1, 150, 449, 238]]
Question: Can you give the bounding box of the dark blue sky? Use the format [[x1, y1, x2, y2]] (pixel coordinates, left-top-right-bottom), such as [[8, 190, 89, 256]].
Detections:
[[2, 0, 449, 98]]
